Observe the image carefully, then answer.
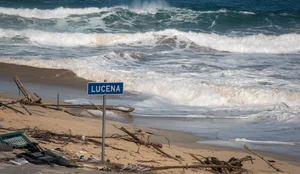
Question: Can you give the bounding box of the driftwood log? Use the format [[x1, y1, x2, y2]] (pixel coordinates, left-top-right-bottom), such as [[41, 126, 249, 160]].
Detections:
[[36, 104, 134, 113], [13, 75, 41, 104]]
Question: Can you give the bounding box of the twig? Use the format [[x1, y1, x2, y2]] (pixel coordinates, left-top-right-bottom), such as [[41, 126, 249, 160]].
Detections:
[[40, 105, 80, 117], [113, 125, 162, 148], [87, 138, 127, 151], [120, 137, 161, 148], [165, 137, 170, 148], [113, 125, 180, 161], [152, 145, 181, 162], [0, 102, 25, 114], [89, 101, 103, 112], [19, 102, 32, 115], [33, 104, 135, 113], [137, 160, 159, 163], [244, 145, 283, 172], [117, 126, 140, 141], [189, 153, 205, 164], [146, 164, 242, 171], [136, 143, 140, 154], [84, 109, 101, 118]]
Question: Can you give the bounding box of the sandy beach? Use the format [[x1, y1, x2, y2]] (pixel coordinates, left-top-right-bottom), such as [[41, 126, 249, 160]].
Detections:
[[0, 62, 299, 174]]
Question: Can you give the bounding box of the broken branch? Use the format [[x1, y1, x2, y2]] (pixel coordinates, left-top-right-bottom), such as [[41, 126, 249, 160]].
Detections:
[[0, 102, 25, 114], [189, 153, 205, 164], [244, 145, 283, 172]]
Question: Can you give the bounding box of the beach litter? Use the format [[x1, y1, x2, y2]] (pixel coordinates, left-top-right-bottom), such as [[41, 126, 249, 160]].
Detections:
[[0, 124, 275, 173], [0, 142, 13, 152], [9, 157, 28, 165], [0, 131, 43, 153], [16, 150, 72, 167], [0, 75, 286, 173], [0, 130, 75, 168], [0, 125, 282, 173]]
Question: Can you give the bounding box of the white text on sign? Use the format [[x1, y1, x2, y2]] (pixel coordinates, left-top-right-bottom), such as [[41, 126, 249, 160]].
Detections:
[[91, 84, 121, 93], [87, 82, 124, 95]]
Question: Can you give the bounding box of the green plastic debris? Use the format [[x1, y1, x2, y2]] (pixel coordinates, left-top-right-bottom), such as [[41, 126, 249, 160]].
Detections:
[[0, 131, 33, 148]]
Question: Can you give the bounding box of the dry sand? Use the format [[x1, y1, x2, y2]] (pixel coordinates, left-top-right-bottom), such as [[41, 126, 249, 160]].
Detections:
[[0, 62, 299, 174]]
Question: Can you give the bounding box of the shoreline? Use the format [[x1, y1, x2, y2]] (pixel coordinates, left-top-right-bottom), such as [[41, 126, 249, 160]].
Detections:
[[0, 61, 300, 173]]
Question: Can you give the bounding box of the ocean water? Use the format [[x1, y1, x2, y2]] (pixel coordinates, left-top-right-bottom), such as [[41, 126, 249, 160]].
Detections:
[[0, 0, 300, 158]]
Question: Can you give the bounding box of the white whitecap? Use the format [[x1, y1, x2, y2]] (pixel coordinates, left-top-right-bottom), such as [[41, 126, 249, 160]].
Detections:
[[2, 57, 300, 107], [129, 0, 169, 14], [233, 138, 297, 145], [0, 7, 110, 19]]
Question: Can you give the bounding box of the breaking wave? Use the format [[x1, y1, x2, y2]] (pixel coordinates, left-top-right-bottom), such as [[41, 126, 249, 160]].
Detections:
[[2, 57, 300, 107], [0, 5, 256, 19], [1, 28, 300, 53], [0, 1, 170, 19]]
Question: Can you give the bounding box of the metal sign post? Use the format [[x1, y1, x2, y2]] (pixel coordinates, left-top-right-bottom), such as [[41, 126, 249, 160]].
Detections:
[[87, 80, 124, 163], [101, 79, 106, 162]]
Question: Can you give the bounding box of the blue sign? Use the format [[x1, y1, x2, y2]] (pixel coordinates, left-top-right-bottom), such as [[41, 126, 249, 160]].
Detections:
[[88, 82, 124, 95]]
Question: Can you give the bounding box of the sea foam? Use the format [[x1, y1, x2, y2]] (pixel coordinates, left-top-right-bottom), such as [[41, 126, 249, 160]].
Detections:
[[1, 57, 300, 107], [0, 28, 300, 53]]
